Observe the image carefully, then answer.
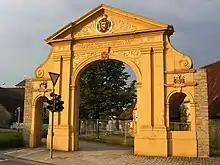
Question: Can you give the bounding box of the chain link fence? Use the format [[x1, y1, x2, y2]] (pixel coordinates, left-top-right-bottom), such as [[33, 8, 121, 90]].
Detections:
[[79, 119, 134, 145]]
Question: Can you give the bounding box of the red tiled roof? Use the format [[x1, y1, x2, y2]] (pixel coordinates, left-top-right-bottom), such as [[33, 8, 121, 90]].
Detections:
[[200, 60, 220, 107]]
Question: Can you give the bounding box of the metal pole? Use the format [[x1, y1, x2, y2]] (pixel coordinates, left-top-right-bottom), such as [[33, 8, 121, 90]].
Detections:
[[85, 120, 88, 136], [50, 87, 55, 159], [17, 107, 20, 132], [96, 119, 100, 139], [124, 121, 127, 144]]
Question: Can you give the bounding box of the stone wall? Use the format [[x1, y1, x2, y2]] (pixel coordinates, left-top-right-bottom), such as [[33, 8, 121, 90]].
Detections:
[[194, 69, 210, 157], [22, 79, 33, 146], [209, 119, 220, 150]]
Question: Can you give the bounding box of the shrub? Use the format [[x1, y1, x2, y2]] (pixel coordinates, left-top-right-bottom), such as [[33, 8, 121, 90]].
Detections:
[[0, 132, 24, 149]]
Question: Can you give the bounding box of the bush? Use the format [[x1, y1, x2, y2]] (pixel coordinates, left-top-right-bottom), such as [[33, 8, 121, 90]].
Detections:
[[0, 132, 24, 149], [210, 148, 220, 157], [41, 130, 47, 138]]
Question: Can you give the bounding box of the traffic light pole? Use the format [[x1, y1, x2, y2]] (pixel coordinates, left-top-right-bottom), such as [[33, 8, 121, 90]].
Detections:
[[50, 87, 55, 159], [48, 71, 60, 159]]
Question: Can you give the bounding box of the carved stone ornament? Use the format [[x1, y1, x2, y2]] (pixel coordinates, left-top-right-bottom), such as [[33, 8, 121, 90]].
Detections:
[[112, 19, 137, 33], [39, 80, 47, 92], [173, 74, 185, 84], [101, 51, 109, 60], [74, 37, 144, 50], [73, 52, 97, 68], [112, 50, 142, 67], [179, 55, 192, 70], [96, 14, 112, 33], [36, 69, 44, 78]]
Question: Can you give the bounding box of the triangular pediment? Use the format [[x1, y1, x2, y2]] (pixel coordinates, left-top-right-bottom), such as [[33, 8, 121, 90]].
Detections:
[[46, 4, 169, 43]]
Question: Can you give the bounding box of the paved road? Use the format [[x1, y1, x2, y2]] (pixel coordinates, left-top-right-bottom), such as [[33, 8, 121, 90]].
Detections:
[[2, 141, 220, 165], [0, 154, 50, 165]]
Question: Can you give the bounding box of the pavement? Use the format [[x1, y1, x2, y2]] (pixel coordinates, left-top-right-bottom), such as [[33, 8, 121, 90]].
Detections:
[[1, 141, 220, 165], [0, 154, 49, 165]]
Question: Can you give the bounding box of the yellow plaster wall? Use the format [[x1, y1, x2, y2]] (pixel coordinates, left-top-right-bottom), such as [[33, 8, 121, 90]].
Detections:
[[164, 35, 197, 157], [168, 132, 197, 157]]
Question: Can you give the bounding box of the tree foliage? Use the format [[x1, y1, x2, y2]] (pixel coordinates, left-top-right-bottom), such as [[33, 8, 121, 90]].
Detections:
[[79, 60, 137, 120]]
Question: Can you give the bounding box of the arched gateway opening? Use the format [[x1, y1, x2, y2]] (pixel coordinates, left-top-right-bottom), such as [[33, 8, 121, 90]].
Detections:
[[72, 59, 137, 150], [23, 4, 209, 158], [32, 96, 49, 147]]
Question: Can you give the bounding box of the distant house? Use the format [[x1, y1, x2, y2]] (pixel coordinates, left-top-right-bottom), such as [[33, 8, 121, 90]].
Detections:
[[117, 99, 137, 120], [200, 60, 220, 118], [0, 80, 25, 127], [15, 79, 26, 88]]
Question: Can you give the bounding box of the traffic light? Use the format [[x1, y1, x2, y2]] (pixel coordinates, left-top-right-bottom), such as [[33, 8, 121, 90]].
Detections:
[[44, 92, 64, 112], [44, 92, 56, 112], [46, 97, 53, 111], [55, 95, 64, 112]]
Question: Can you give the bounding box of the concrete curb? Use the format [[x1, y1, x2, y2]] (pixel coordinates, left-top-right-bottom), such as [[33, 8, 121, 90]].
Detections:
[[3, 154, 55, 165]]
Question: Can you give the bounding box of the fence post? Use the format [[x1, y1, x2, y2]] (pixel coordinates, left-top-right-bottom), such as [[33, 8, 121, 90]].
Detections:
[[96, 119, 100, 139], [85, 120, 88, 136], [124, 121, 127, 144]]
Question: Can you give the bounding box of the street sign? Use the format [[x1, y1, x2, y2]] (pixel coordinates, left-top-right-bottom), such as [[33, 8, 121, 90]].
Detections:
[[49, 72, 60, 86]]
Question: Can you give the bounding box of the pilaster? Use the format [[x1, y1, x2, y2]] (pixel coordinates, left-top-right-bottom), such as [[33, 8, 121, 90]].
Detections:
[[134, 41, 168, 157], [68, 84, 79, 151], [152, 47, 166, 129], [138, 43, 152, 129]]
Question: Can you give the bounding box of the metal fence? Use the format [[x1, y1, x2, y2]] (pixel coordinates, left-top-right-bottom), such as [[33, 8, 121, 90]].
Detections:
[[169, 122, 191, 131], [79, 119, 134, 144]]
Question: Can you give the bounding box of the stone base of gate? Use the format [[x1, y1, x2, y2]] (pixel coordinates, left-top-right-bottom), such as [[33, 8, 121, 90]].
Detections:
[[134, 129, 168, 157], [167, 131, 197, 157], [47, 125, 70, 151]]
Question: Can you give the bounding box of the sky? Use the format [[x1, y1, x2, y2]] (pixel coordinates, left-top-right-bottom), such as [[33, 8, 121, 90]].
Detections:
[[0, 0, 220, 87]]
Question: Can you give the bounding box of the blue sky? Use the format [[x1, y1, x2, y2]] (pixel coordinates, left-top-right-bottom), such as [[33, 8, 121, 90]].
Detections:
[[0, 0, 220, 86]]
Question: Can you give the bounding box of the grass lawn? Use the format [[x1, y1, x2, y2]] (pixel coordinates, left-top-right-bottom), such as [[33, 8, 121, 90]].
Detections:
[[79, 134, 134, 146], [0, 132, 23, 150]]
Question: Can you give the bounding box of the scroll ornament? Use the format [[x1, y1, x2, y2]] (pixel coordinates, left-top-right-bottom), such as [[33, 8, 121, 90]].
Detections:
[[36, 69, 44, 78], [179, 55, 192, 70]]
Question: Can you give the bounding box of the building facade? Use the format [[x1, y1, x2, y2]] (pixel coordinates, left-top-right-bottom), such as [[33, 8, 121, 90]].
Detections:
[[23, 4, 209, 157]]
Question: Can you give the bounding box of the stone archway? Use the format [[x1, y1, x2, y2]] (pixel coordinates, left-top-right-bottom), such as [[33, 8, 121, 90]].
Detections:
[[30, 96, 48, 147], [23, 4, 210, 157], [69, 57, 140, 151]]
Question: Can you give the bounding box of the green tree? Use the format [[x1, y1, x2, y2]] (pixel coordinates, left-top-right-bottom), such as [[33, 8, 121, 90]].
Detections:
[[79, 60, 137, 120], [179, 104, 190, 131]]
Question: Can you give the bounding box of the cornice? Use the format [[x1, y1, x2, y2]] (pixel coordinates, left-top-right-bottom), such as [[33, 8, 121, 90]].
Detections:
[[164, 82, 197, 87], [47, 28, 167, 44], [74, 28, 167, 41]]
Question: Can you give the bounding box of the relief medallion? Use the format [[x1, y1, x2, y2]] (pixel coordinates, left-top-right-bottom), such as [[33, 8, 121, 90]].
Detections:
[[96, 14, 112, 33]]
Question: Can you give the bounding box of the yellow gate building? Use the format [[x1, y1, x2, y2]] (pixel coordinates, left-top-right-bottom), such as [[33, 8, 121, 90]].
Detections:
[[23, 4, 210, 157]]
